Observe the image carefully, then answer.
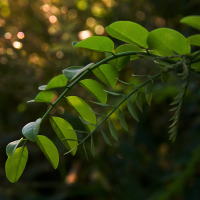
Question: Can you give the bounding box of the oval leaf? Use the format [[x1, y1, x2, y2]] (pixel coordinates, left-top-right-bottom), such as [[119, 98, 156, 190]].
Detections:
[[187, 35, 200, 47], [5, 146, 28, 183], [109, 119, 118, 141], [93, 64, 119, 88], [66, 96, 96, 132], [147, 28, 190, 56], [22, 118, 42, 142], [145, 84, 153, 106], [106, 21, 149, 48], [79, 79, 107, 103], [74, 36, 114, 52], [101, 130, 112, 146], [62, 63, 94, 82], [127, 99, 139, 122], [50, 117, 78, 156], [180, 16, 200, 31], [39, 75, 68, 90], [135, 91, 143, 113], [27, 91, 54, 103], [118, 109, 128, 131], [36, 135, 59, 169], [6, 137, 23, 157]]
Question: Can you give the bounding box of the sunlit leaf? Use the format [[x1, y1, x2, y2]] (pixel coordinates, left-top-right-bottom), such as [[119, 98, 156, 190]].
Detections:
[[6, 137, 23, 157], [74, 36, 114, 52], [161, 72, 169, 84], [79, 79, 107, 103], [63, 63, 94, 81], [147, 28, 190, 56], [36, 135, 59, 169], [91, 136, 95, 157], [127, 99, 139, 122], [106, 21, 149, 48], [93, 64, 119, 87], [118, 109, 128, 131], [38, 75, 68, 90], [135, 91, 143, 113], [27, 91, 54, 103], [101, 130, 112, 146], [22, 118, 42, 142], [50, 117, 78, 155], [180, 16, 200, 31], [187, 35, 200, 47], [109, 119, 118, 141], [145, 84, 153, 106], [66, 96, 96, 132], [5, 146, 28, 183]]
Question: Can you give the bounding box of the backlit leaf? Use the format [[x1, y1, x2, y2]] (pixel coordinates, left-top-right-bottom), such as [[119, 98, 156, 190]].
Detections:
[[74, 36, 114, 52], [109, 119, 118, 141], [93, 64, 119, 87], [118, 109, 128, 131], [22, 118, 42, 142], [101, 130, 112, 146], [79, 79, 107, 103], [6, 137, 23, 157], [145, 84, 153, 106], [135, 91, 143, 113], [180, 16, 200, 31], [27, 91, 54, 103], [36, 135, 59, 169], [187, 35, 200, 47], [106, 21, 149, 48], [50, 117, 78, 155], [63, 63, 94, 81], [5, 146, 28, 183], [66, 96, 96, 132]]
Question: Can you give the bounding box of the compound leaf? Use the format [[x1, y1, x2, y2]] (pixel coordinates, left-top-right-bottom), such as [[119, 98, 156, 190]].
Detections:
[[22, 118, 42, 142], [127, 100, 139, 122], [109, 119, 118, 141], [101, 130, 112, 146], [36, 135, 59, 169], [161, 72, 169, 84], [5, 146, 28, 183], [66, 96, 96, 132], [135, 91, 143, 113], [145, 84, 153, 106], [6, 137, 23, 157], [79, 79, 107, 103], [50, 117, 78, 156], [118, 109, 128, 131], [106, 21, 149, 48], [74, 36, 114, 52]]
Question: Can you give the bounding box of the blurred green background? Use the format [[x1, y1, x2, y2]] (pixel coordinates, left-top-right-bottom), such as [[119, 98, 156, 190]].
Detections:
[[1, 0, 200, 199]]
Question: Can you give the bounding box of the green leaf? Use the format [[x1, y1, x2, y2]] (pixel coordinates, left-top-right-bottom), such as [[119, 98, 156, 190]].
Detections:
[[135, 91, 143, 113], [93, 64, 119, 87], [105, 52, 117, 66], [74, 36, 114, 52], [147, 28, 190, 56], [170, 99, 180, 106], [36, 135, 59, 169], [90, 101, 112, 107], [66, 96, 96, 132], [187, 35, 200, 47], [109, 119, 118, 141], [91, 136, 95, 157], [106, 21, 149, 48], [5, 146, 28, 183], [79, 79, 107, 103], [38, 75, 68, 90], [161, 73, 169, 84], [22, 118, 42, 142], [118, 109, 128, 131], [101, 130, 112, 146], [180, 16, 200, 31], [62, 63, 94, 82], [127, 100, 139, 122], [6, 137, 23, 157], [27, 91, 54, 103], [83, 142, 89, 161], [145, 84, 153, 106], [50, 117, 78, 156], [104, 90, 123, 96]]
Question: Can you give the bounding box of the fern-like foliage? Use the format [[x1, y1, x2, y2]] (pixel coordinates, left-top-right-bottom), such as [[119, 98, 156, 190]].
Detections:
[[5, 15, 200, 183]]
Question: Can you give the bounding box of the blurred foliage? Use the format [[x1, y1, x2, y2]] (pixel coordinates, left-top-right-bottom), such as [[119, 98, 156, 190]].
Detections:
[[1, 0, 200, 199]]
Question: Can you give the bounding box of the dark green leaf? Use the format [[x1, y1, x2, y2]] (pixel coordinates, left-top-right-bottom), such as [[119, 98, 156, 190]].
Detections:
[[135, 91, 143, 113], [145, 84, 153, 106], [22, 118, 42, 142], [50, 117, 78, 155], [161, 73, 169, 84], [118, 109, 128, 131], [83, 142, 89, 161], [170, 99, 180, 106], [101, 130, 112, 146], [109, 119, 118, 141], [180, 16, 200, 31], [90, 101, 112, 107], [104, 90, 123, 96], [62, 63, 93, 81], [5, 146, 28, 183], [79, 117, 96, 126], [6, 137, 23, 157], [74, 36, 114, 52], [127, 100, 139, 122], [36, 135, 59, 169], [79, 79, 107, 103], [91, 136, 95, 157]]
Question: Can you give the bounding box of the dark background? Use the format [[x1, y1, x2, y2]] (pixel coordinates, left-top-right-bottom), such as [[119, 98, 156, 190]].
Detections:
[[1, 0, 200, 199]]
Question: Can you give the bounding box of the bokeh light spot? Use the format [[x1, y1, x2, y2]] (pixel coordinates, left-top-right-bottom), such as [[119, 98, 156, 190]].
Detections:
[[78, 30, 92, 40], [4, 32, 12, 39], [49, 15, 57, 23], [77, 0, 88, 11], [0, 18, 5, 27], [155, 17, 166, 27], [136, 11, 145, 21], [86, 17, 96, 27], [68, 9, 77, 19], [56, 51, 64, 59], [17, 32, 25, 39], [95, 25, 105, 35], [61, 6, 68, 14], [92, 3, 106, 17], [42, 4, 50, 12], [13, 41, 23, 49], [0, 57, 8, 64], [7, 48, 13, 55]]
